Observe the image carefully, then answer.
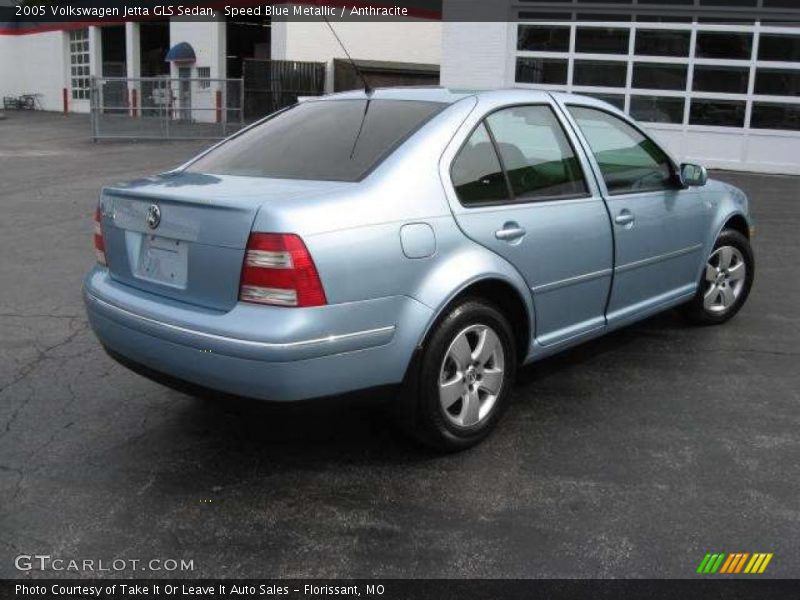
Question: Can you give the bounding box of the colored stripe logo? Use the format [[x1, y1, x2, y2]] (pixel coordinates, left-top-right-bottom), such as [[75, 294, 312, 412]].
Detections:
[[697, 553, 773, 574]]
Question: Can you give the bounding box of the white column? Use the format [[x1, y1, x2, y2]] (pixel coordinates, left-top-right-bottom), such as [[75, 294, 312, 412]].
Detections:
[[125, 22, 141, 79], [88, 26, 103, 76], [211, 18, 226, 79], [125, 22, 141, 116]]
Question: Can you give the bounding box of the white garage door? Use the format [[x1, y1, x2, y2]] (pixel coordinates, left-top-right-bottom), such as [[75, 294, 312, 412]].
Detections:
[[511, 16, 800, 174]]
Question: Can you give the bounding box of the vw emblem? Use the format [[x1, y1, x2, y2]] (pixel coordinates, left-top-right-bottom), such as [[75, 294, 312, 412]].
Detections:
[[146, 204, 161, 230]]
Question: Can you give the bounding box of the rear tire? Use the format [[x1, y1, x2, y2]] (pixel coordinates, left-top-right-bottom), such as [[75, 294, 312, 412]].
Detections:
[[400, 298, 517, 452], [682, 229, 754, 325]]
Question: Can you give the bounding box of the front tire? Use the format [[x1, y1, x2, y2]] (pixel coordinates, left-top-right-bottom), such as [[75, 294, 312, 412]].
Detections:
[[403, 298, 517, 452], [682, 229, 754, 325]]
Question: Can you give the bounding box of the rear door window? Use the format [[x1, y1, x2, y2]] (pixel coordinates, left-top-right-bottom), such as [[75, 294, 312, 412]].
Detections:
[[187, 99, 445, 182], [485, 105, 589, 201]]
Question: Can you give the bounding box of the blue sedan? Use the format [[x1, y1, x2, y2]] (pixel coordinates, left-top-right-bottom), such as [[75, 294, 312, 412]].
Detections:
[[84, 88, 755, 450]]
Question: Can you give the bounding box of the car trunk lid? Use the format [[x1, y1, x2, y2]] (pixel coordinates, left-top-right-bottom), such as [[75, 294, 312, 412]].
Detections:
[[101, 172, 348, 311]]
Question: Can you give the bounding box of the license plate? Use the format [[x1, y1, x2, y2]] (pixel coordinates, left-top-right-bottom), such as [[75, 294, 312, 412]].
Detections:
[[137, 234, 188, 288]]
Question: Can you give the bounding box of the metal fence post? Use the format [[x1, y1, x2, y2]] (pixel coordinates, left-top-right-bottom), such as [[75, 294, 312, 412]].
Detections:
[[90, 76, 98, 142]]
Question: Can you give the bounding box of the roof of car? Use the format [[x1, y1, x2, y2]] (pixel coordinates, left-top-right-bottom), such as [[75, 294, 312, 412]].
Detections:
[[316, 86, 557, 104]]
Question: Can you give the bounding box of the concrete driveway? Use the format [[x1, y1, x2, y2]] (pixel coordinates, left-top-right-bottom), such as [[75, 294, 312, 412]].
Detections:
[[1, 111, 798, 578]]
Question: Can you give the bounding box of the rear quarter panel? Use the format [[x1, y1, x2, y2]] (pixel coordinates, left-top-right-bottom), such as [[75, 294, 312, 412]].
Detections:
[[250, 95, 536, 357]]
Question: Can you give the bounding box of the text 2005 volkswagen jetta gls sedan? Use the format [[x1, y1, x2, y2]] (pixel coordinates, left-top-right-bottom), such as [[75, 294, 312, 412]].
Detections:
[[84, 88, 755, 450]]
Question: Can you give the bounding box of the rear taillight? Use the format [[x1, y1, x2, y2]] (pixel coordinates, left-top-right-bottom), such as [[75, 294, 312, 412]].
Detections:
[[239, 233, 327, 308], [94, 206, 107, 266]]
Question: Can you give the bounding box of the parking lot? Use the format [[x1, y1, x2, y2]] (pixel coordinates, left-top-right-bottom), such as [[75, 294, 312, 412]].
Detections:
[[1, 110, 799, 578]]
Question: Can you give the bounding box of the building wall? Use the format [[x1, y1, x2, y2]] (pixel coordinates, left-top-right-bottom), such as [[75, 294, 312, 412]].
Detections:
[[440, 22, 509, 89], [169, 20, 224, 122], [1, 18, 441, 114], [0, 30, 68, 112], [169, 20, 224, 80], [273, 20, 441, 92]]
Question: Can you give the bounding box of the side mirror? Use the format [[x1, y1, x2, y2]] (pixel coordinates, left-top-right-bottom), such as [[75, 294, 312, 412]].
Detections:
[[681, 163, 708, 187]]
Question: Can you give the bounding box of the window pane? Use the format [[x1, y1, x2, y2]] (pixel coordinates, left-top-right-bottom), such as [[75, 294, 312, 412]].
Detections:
[[187, 99, 445, 182], [568, 106, 675, 195], [692, 66, 750, 94], [751, 103, 800, 130], [755, 69, 800, 96], [451, 123, 509, 206], [584, 93, 626, 110], [634, 30, 691, 56], [695, 32, 752, 59], [515, 57, 568, 85], [632, 63, 687, 90], [517, 26, 570, 52], [630, 96, 686, 123], [689, 100, 746, 127], [485, 105, 588, 201], [758, 35, 800, 62], [573, 60, 628, 87], [635, 14, 693, 23], [575, 27, 630, 54]]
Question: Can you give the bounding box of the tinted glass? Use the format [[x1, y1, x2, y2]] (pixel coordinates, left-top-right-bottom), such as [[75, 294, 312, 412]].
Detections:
[[755, 69, 800, 96], [187, 99, 443, 182], [695, 32, 752, 59], [689, 100, 746, 127], [630, 96, 686, 123], [632, 63, 687, 90], [693, 66, 750, 94], [568, 106, 676, 195], [758, 35, 800, 62], [451, 124, 509, 205], [635, 14, 693, 23], [576, 13, 634, 22], [516, 57, 569, 84], [751, 103, 800, 130], [634, 30, 691, 56], [584, 93, 626, 110], [573, 60, 628, 87], [485, 105, 588, 201], [518, 26, 570, 51], [575, 27, 630, 53]]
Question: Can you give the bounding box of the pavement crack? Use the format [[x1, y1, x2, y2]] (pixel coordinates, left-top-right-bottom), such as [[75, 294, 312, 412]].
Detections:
[[0, 321, 88, 438], [0, 464, 25, 503]]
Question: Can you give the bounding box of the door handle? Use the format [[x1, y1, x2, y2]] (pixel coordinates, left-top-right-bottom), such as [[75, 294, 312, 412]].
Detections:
[[614, 210, 635, 226], [495, 223, 527, 242]]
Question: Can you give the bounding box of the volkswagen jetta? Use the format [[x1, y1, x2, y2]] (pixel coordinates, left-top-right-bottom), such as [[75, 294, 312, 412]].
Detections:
[[84, 88, 755, 450]]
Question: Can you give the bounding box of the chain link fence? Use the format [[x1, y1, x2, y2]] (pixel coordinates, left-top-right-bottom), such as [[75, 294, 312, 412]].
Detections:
[[90, 76, 245, 140]]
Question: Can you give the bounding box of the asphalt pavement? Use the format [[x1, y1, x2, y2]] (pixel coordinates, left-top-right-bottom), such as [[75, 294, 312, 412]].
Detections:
[[1, 111, 798, 579]]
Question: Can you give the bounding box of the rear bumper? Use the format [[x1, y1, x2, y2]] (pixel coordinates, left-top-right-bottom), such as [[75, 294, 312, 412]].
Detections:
[[83, 267, 432, 401]]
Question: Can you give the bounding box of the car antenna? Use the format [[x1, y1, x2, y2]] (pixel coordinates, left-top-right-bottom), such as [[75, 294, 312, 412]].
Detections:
[[322, 16, 373, 95]]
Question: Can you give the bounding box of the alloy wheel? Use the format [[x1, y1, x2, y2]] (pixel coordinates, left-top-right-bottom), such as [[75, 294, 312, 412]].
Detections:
[[704, 245, 747, 314], [438, 324, 505, 428]]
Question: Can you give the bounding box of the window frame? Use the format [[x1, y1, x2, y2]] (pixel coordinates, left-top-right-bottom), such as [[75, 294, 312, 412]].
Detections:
[[564, 103, 684, 198], [68, 28, 91, 101], [449, 102, 593, 209]]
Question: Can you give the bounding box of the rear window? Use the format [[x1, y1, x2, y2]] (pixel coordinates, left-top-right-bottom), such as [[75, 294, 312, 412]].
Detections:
[[186, 99, 445, 182]]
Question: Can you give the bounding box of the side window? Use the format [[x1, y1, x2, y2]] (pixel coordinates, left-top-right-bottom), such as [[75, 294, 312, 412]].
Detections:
[[485, 105, 589, 201], [568, 106, 677, 195], [451, 123, 510, 205]]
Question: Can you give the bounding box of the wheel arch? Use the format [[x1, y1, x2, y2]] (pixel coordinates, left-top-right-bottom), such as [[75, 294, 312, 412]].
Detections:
[[416, 275, 533, 362], [722, 213, 751, 240]]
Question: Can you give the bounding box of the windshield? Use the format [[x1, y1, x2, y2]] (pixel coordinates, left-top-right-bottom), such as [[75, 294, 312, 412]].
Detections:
[[186, 99, 446, 182]]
